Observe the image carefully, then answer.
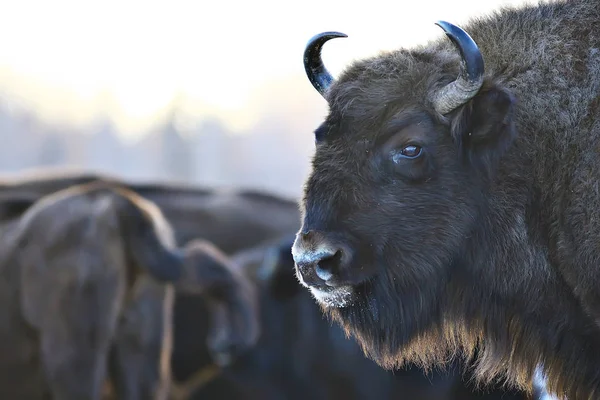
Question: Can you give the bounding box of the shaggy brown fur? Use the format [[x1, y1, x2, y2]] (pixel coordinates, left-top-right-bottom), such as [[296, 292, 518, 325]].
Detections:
[[0, 182, 258, 399], [293, 1, 600, 399]]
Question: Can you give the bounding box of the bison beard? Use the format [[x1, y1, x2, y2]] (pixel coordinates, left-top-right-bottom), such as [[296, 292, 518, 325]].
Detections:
[[294, 0, 600, 399]]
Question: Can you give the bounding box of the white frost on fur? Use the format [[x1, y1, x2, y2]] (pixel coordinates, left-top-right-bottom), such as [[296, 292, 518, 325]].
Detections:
[[309, 286, 354, 308]]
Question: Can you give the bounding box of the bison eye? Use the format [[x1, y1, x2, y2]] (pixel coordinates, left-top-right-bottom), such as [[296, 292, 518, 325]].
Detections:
[[392, 145, 422, 162]]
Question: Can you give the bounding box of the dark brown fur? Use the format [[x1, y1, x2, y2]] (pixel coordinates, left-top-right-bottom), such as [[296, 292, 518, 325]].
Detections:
[[0, 182, 258, 399], [294, 1, 600, 399]]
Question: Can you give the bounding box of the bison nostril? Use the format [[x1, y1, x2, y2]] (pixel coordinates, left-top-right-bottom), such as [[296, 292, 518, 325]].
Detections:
[[315, 265, 333, 281], [293, 240, 348, 287], [315, 250, 342, 282]]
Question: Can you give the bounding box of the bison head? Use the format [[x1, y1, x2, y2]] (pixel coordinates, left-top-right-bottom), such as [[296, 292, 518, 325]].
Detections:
[[176, 239, 260, 368], [293, 22, 518, 371]]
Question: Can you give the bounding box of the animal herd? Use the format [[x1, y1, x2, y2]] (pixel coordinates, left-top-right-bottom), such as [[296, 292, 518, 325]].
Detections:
[[2, 0, 600, 399]]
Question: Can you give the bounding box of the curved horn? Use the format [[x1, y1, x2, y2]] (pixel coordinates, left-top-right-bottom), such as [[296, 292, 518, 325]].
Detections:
[[432, 21, 484, 115], [303, 31, 347, 97]]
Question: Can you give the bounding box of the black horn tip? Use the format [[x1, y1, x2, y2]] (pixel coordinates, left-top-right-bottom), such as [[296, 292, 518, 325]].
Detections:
[[303, 31, 348, 96], [306, 31, 348, 46], [434, 20, 484, 83]]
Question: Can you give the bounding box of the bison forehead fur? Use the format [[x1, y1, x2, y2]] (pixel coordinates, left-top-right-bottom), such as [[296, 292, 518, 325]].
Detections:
[[297, 1, 600, 399]]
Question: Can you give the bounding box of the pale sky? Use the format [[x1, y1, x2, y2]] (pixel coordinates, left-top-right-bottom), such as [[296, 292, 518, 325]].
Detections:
[[0, 0, 538, 138]]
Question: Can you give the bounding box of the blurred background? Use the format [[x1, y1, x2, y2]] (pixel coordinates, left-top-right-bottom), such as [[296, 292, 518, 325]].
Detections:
[[0, 0, 538, 199]]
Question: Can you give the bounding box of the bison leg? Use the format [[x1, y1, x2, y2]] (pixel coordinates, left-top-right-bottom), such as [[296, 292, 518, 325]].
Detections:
[[36, 275, 124, 400], [107, 277, 174, 400]]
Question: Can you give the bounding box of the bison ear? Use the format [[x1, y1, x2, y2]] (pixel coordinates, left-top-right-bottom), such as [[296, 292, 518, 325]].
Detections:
[[450, 83, 517, 180]]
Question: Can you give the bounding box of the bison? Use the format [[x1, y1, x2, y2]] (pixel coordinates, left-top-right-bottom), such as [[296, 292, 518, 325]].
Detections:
[[0, 168, 302, 383], [292, 1, 600, 399], [0, 181, 258, 399]]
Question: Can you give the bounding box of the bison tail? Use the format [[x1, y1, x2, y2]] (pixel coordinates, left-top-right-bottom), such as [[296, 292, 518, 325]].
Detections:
[[111, 188, 184, 283]]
